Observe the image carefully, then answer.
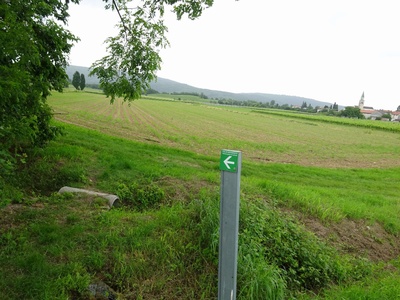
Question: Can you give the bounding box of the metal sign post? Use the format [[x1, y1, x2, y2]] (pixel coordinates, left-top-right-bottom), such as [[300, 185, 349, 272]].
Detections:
[[218, 149, 241, 300]]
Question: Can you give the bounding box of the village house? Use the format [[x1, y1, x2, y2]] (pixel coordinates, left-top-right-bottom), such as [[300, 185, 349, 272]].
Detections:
[[391, 111, 400, 121]]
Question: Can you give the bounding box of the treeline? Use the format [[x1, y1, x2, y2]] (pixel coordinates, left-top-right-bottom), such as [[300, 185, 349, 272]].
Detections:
[[215, 98, 387, 120], [145, 89, 348, 116], [171, 92, 209, 99], [215, 98, 340, 114], [146, 89, 209, 99], [253, 109, 400, 133]]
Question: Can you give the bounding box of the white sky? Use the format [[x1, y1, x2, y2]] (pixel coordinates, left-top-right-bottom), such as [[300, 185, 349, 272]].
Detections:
[[68, 0, 400, 110]]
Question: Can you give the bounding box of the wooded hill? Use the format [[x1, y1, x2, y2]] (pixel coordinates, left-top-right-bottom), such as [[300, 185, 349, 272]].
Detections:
[[66, 65, 333, 108]]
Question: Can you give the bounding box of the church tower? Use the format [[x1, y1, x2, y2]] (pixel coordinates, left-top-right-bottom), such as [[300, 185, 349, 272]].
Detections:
[[358, 92, 365, 109]]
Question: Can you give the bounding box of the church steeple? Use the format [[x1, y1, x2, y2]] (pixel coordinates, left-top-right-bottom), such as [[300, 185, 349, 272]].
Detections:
[[359, 92, 365, 109]]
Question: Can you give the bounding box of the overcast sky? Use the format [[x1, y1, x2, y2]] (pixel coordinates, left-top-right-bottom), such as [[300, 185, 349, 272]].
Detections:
[[68, 0, 400, 110]]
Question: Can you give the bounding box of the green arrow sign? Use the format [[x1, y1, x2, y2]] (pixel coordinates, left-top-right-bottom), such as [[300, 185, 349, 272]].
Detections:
[[220, 149, 240, 172], [218, 149, 241, 299]]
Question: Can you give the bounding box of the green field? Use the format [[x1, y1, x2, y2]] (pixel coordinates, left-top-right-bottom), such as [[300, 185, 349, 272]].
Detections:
[[51, 90, 400, 168], [48, 90, 400, 231], [1, 89, 399, 299]]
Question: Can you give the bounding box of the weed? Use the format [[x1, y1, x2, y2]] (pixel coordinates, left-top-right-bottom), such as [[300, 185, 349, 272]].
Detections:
[[116, 181, 165, 210], [239, 199, 359, 294]]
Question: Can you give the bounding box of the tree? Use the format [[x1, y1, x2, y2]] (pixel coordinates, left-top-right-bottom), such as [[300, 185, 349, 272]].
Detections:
[[90, 0, 214, 103], [381, 113, 391, 121], [397, 105, 400, 112], [1, 0, 214, 180], [79, 73, 86, 91], [72, 71, 81, 90], [339, 106, 365, 119], [1, 0, 213, 173], [1, 0, 79, 175]]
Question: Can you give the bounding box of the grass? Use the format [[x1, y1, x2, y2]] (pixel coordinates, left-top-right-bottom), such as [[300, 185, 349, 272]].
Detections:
[[0, 194, 214, 299], [306, 258, 400, 299], [48, 91, 400, 169], [1, 90, 399, 299], [252, 108, 400, 133], [247, 164, 400, 232]]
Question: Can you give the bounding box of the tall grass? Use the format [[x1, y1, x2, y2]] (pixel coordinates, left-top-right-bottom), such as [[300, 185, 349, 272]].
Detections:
[[192, 192, 364, 299], [0, 193, 218, 299]]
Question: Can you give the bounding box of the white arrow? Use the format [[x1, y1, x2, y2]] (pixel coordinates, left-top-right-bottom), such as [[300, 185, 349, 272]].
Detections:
[[224, 156, 235, 169]]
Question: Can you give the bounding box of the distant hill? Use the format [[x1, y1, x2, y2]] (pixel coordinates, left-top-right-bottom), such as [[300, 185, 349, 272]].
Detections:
[[66, 65, 333, 108], [150, 77, 334, 108]]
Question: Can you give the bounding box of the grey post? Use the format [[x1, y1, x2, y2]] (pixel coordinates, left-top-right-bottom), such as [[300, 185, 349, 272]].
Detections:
[[218, 150, 242, 300]]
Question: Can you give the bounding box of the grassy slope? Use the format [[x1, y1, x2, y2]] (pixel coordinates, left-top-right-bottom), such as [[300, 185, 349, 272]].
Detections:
[[1, 90, 399, 299]]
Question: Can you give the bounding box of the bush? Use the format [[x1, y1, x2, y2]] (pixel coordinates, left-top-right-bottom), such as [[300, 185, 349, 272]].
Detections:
[[116, 181, 164, 210], [0, 179, 23, 207]]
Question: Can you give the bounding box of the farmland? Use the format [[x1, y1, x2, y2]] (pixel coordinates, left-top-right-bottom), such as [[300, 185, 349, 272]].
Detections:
[[1, 89, 400, 299], [51, 90, 400, 168]]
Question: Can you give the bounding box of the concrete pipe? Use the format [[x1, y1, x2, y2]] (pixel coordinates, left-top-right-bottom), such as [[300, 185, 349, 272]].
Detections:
[[58, 186, 120, 208]]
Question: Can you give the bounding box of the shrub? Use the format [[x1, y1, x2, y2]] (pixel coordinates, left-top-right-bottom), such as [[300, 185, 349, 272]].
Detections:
[[116, 182, 164, 210]]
